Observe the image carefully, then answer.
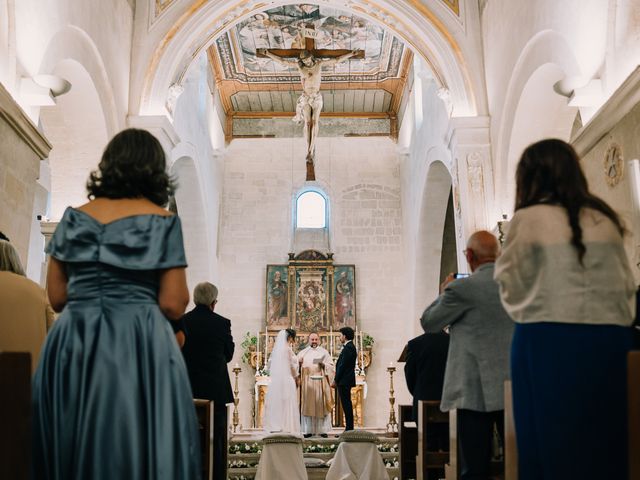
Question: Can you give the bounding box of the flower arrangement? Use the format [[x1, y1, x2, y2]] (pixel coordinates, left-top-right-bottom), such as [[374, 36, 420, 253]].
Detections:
[[377, 443, 398, 453], [228, 475, 255, 480], [303, 443, 338, 453], [229, 442, 262, 454], [384, 457, 400, 468], [240, 332, 257, 365], [228, 459, 258, 468]]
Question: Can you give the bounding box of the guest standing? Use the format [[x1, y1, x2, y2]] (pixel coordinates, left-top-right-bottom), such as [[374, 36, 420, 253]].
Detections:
[[332, 326, 357, 431], [0, 240, 54, 374], [403, 331, 449, 450], [421, 231, 513, 480], [181, 282, 234, 480], [32, 128, 200, 479], [495, 139, 635, 480]]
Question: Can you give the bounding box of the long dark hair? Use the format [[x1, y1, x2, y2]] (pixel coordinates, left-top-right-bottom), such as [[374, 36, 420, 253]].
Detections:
[[285, 328, 297, 341], [87, 128, 176, 206], [515, 139, 623, 264]]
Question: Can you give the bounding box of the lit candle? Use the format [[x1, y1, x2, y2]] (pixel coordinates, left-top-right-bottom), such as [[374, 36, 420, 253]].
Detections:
[[256, 331, 260, 368], [389, 362, 394, 368], [234, 363, 240, 369]]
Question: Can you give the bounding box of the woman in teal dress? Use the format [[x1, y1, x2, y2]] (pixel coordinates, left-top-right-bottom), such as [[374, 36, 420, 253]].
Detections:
[[32, 129, 201, 479]]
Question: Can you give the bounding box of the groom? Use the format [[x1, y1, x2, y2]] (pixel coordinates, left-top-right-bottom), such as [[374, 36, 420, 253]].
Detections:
[[332, 326, 357, 431]]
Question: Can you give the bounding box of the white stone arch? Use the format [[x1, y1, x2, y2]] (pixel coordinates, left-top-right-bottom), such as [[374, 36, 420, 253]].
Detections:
[[38, 25, 121, 137], [137, 0, 479, 118], [39, 58, 110, 220], [413, 159, 454, 336], [170, 146, 213, 288], [494, 30, 582, 214]]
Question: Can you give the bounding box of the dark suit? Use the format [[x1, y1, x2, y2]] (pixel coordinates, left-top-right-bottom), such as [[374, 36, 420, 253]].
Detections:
[[404, 333, 449, 419], [335, 340, 357, 430], [404, 332, 450, 451], [181, 304, 234, 480]]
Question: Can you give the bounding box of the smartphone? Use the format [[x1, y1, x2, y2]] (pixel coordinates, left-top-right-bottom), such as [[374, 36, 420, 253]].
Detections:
[[454, 273, 470, 279]]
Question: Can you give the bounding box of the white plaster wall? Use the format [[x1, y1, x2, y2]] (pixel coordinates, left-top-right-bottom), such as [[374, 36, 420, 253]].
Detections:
[[218, 136, 411, 428], [171, 55, 225, 291], [481, 0, 640, 217]]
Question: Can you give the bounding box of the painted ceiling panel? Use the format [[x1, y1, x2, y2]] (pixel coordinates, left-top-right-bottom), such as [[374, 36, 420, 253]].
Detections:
[[215, 4, 405, 84]]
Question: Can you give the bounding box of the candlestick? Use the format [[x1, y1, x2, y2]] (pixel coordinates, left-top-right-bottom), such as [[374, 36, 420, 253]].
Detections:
[[386, 364, 398, 436], [232, 364, 242, 433], [256, 331, 260, 370]]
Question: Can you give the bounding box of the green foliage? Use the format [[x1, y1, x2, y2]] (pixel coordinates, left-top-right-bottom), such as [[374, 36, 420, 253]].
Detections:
[[240, 332, 257, 365], [362, 333, 375, 349]]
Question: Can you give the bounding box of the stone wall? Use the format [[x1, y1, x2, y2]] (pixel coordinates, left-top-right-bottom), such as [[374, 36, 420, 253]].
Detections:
[[217, 136, 412, 428], [0, 83, 51, 265]]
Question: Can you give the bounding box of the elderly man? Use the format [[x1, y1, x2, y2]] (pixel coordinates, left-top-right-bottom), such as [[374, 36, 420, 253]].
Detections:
[[421, 231, 513, 480], [181, 282, 234, 480], [297, 332, 335, 437]]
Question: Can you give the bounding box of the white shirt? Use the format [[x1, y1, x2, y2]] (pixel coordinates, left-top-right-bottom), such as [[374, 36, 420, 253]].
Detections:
[[494, 204, 636, 326]]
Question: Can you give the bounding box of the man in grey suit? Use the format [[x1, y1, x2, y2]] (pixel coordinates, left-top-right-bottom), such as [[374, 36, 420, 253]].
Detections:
[[421, 231, 513, 480]]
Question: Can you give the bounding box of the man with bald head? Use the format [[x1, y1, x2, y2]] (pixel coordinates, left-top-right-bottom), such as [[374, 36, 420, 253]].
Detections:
[[421, 231, 513, 480]]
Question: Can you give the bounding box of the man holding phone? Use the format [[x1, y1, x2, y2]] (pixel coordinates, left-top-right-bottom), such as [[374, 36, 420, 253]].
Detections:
[[421, 231, 513, 480]]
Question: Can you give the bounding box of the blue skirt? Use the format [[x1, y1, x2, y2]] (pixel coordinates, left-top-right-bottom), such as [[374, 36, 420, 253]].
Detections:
[[511, 322, 633, 480]]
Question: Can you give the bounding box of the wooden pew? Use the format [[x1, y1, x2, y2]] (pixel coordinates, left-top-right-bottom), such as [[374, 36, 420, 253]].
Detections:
[[416, 400, 449, 480], [399, 404, 417, 479], [629, 351, 640, 480], [0, 352, 31, 480], [504, 380, 518, 480], [194, 399, 214, 480]]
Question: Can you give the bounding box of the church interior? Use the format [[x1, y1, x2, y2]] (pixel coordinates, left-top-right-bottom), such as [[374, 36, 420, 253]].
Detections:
[[2, 1, 640, 479]]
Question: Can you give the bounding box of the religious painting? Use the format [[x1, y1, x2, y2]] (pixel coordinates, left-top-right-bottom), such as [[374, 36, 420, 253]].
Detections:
[[294, 268, 328, 331], [265, 265, 289, 330], [215, 4, 405, 83], [333, 265, 356, 328]]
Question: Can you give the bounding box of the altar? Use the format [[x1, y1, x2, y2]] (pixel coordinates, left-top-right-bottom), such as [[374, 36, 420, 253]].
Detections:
[[244, 250, 373, 428]]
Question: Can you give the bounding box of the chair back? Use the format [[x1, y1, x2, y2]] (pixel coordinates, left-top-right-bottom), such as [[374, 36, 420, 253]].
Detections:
[[256, 434, 307, 480]]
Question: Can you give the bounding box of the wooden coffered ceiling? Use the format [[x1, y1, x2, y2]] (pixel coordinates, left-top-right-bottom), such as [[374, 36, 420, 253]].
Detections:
[[207, 4, 413, 139]]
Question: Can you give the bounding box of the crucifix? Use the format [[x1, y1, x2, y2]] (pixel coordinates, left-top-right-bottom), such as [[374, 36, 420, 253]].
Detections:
[[257, 26, 365, 181]]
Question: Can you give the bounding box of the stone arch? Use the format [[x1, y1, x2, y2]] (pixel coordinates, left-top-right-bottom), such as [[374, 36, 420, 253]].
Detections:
[[170, 149, 213, 288], [38, 25, 121, 137], [494, 30, 581, 213], [137, 0, 479, 118], [39, 58, 110, 220], [413, 159, 454, 336]]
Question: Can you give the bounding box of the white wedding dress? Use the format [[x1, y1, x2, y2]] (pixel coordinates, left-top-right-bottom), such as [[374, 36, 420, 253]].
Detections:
[[263, 330, 301, 435]]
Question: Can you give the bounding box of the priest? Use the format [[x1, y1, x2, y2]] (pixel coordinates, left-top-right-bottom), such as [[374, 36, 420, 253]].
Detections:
[[297, 332, 335, 437]]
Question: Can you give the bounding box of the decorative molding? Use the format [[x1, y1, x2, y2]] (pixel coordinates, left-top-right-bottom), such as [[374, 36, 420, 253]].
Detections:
[[573, 66, 640, 157], [0, 83, 52, 160], [603, 142, 624, 188], [127, 114, 181, 154], [466, 151, 484, 195]]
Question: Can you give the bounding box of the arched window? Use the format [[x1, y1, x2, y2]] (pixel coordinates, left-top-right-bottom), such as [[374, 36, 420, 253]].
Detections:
[[296, 190, 327, 229]]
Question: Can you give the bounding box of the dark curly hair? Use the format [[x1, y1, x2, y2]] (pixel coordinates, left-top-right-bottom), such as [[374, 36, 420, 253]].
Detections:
[[87, 128, 176, 206], [515, 138, 623, 264], [285, 328, 297, 341]]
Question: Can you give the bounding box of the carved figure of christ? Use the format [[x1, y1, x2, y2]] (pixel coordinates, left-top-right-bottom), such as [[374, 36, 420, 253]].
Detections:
[[257, 31, 364, 181]]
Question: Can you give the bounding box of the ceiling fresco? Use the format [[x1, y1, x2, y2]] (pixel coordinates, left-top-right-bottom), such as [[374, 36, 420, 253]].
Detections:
[[214, 4, 406, 83]]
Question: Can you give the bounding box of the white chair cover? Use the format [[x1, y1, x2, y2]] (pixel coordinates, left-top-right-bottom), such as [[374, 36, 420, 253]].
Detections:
[[326, 441, 390, 480], [255, 434, 308, 480]]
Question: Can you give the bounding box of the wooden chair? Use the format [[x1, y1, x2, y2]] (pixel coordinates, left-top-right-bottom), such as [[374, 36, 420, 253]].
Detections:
[[399, 404, 417, 479], [0, 352, 31, 480], [194, 399, 214, 480], [629, 351, 640, 480], [416, 400, 449, 480]]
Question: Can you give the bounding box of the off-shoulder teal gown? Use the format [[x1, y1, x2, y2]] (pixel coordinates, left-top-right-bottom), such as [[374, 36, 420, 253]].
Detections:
[[32, 207, 201, 479]]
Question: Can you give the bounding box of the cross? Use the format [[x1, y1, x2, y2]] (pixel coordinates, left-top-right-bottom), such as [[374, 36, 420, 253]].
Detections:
[[257, 25, 365, 181], [256, 25, 365, 62]]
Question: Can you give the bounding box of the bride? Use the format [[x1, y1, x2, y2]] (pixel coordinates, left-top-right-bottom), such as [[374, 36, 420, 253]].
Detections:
[[263, 328, 301, 435]]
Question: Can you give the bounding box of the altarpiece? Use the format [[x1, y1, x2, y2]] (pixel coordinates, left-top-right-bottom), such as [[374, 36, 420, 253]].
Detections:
[[248, 250, 372, 428]]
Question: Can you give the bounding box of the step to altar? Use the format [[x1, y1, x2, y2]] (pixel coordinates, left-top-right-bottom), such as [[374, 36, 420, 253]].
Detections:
[[227, 430, 400, 480]]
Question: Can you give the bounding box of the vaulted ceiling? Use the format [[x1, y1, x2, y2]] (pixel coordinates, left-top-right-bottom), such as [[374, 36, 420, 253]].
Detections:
[[207, 4, 414, 139]]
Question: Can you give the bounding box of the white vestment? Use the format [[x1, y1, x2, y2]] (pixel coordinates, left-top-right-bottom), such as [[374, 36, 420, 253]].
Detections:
[[297, 345, 334, 434]]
